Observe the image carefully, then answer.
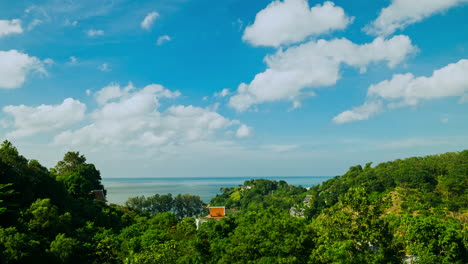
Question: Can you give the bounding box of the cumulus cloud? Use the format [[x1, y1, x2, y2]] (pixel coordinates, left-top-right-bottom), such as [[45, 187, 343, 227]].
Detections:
[[235, 124, 252, 138], [157, 35, 171, 46], [3, 98, 86, 138], [0, 19, 23, 37], [141, 11, 159, 30], [54, 83, 249, 148], [332, 101, 383, 124], [369, 59, 468, 107], [0, 50, 46, 89], [229, 35, 416, 111], [214, 88, 230, 97], [333, 59, 468, 123], [94, 82, 179, 106], [365, 0, 468, 36], [95, 83, 127, 105], [243, 0, 352, 47], [86, 29, 104, 37]]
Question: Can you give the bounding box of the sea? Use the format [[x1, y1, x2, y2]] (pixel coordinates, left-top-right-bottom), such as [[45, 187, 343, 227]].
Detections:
[[102, 176, 334, 205]]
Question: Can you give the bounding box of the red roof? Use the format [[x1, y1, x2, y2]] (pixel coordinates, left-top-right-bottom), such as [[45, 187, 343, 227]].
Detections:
[[208, 207, 225, 219]]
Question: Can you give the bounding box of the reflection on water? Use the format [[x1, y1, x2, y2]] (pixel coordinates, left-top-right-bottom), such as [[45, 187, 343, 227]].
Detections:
[[102, 176, 334, 205]]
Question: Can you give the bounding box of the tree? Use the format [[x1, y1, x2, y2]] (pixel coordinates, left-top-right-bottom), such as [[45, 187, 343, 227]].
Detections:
[[125, 196, 148, 212], [0, 140, 28, 169], [402, 215, 467, 263], [0, 227, 42, 263], [311, 187, 401, 263], [52, 152, 87, 176], [0, 183, 14, 216], [48, 233, 79, 263], [21, 198, 71, 237], [173, 193, 205, 219], [54, 152, 105, 198], [208, 208, 313, 263]]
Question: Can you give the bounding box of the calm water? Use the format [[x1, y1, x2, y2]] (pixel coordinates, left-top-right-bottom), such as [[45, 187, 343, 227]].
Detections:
[[102, 176, 334, 205]]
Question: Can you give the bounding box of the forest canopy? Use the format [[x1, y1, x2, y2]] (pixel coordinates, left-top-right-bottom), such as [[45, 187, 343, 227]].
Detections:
[[0, 140, 467, 263]]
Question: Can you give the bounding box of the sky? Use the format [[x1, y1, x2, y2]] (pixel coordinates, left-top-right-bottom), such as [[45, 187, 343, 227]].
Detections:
[[0, 0, 467, 178]]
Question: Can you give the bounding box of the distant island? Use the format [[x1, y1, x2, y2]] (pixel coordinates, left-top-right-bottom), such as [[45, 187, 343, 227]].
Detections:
[[0, 140, 467, 263]]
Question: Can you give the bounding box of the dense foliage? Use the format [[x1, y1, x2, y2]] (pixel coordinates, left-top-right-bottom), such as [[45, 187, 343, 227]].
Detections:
[[0, 140, 467, 263], [125, 193, 206, 219]]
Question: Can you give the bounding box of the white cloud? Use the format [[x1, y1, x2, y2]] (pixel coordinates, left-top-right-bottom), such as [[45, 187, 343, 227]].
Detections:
[[43, 58, 54, 65], [214, 88, 230, 97], [332, 101, 383, 124], [0, 50, 46, 89], [207, 102, 220, 112], [229, 35, 416, 111], [0, 119, 10, 129], [65, 19, 78, 27], [0, 19, 23, 37], [98, 63, 110, 72], [3, 98, 86, 138], [27, 19, 42, 30], [243, 0, 352, 47], [86, 29, 104, 37], [86, 89, 92, 96], [141, 11, 159, 30], [334, 59, 468, 123], [368, 59, 468, 106], [94, 82, 134, 105], [236, 124, 252, 138], [94, 82, 179, 106], [262, 144, 298, 152], [157, 35, 171, 46], [54, 83, 249, 148], [69, 56, 77, 64], [365, 0, 468, 36], [233, 18, 244, 31]]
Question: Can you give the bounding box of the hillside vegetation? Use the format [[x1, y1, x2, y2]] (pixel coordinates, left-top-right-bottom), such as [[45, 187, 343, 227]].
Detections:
[[0, 140, 466, 263]]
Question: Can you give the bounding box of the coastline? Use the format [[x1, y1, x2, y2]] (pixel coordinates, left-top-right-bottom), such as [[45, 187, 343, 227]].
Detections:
[[102, 176, 334, 205]]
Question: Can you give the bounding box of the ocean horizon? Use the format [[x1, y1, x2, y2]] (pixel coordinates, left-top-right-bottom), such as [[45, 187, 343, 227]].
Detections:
[[102, 176, 334, 205]]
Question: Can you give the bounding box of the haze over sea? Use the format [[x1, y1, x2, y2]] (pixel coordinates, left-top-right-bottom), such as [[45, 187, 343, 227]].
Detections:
[[102, 176, 333, 205]]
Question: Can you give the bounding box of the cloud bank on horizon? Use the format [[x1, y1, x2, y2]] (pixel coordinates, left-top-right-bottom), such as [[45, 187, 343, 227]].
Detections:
[[0, 0, 467, 177]]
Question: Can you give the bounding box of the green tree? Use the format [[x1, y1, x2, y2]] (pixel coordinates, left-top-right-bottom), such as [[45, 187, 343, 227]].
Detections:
[[0, 183, 14, 215], [48, 233, 79, 263], [54, 152, 105, 198], [401, 215, 467, 263], [0, 227, 42, 263], [21, 198, 71, 237], [52, 152, 87, 176], [173, 193, 205, 219], [311, 187, 401, 263], [204, 208, 312, 263]]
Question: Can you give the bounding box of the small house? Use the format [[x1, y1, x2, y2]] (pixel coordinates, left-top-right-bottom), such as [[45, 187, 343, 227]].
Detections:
[[92, 190, 106, 202], [196, 206, 226, 229], [207, 206, 225, 219]]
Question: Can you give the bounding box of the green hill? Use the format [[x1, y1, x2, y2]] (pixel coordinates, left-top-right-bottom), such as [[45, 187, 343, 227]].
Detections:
[[0, 140, 466, 263]]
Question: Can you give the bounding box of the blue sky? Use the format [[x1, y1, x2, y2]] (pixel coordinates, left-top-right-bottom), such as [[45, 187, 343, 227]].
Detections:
[[0, 0, 467, 178]]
